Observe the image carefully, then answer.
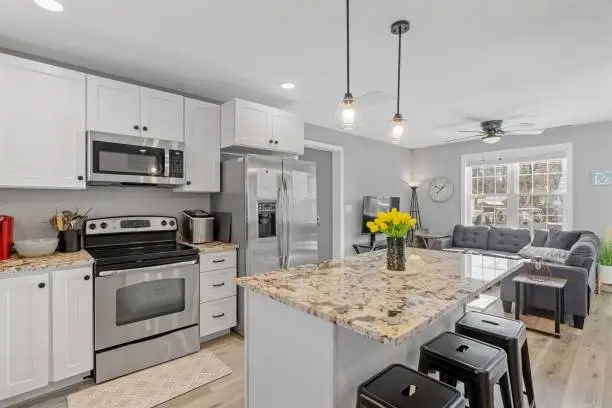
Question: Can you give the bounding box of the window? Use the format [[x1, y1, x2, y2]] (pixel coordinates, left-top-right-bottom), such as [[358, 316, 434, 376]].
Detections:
[[462, 144, 572, 232]]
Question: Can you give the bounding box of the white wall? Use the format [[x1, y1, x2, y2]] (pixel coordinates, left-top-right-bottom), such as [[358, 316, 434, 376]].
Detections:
[[0, 187, 209, 240], [305, 124, 412, 255], [409, 121, 612, 236]]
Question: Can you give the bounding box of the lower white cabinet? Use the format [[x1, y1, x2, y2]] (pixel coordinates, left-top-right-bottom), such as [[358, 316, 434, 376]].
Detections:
[[0, 272, 50, 401], [0, 266, 93, 402], [199, 251, 237, 339], [51, 267, 93, 381]]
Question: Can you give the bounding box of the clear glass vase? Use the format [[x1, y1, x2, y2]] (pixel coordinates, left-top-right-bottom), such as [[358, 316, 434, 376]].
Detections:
[[387, 237, 406, 271]]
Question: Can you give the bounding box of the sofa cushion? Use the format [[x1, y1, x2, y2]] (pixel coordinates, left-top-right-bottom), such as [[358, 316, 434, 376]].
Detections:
[[545, 228, 581, 250], [566, 232, 599, 268], [518, 244, 570, 264], [453, 225, 489, 250], [487, 227, 531, 253], [531, 229, 548, 247]]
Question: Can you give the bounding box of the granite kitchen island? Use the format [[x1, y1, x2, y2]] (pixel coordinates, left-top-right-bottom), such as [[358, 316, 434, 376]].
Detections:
[[237, 248, 523, 408]]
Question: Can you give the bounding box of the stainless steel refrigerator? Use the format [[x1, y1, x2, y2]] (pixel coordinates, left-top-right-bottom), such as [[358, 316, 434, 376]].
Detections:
[[212, 154, 319, 335]]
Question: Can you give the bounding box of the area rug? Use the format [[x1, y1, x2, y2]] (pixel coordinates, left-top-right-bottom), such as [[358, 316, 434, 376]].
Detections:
[[67, 348, 232, 408]]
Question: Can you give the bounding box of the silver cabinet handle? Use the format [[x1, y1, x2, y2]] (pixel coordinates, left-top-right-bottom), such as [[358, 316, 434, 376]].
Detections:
[[98, 260, 198, 277], [212, 282, 225, 287], [212, 313, 225, 319]]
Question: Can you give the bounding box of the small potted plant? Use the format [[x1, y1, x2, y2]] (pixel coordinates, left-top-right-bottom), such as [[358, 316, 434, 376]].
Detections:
[[366, 209, 416, 271], [598, 239, 612, 288]]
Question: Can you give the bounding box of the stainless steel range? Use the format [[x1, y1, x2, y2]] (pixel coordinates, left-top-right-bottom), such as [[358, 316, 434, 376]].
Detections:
[[84, 216, 200, 383]]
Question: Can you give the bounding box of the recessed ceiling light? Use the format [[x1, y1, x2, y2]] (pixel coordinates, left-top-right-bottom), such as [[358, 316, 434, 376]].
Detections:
[[34, 0, 64, 12], [280, 82, 296, 90]]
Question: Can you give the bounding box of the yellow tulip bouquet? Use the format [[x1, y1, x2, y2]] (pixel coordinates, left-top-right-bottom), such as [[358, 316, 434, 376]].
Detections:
[[366, 208, 416, 238]]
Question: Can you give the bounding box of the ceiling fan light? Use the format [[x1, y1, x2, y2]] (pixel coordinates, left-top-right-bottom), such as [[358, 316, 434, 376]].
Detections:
[[335, 93, 361, 130], [482, 135, 502, 144]]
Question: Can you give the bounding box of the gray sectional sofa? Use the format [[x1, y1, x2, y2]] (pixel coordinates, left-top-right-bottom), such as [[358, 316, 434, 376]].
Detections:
[[431, 225, 600, 329]]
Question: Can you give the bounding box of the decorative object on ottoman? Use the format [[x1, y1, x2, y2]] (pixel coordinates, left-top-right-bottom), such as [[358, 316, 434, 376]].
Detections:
[[524, 256, 553, 281], [366, 209, 416, 271]]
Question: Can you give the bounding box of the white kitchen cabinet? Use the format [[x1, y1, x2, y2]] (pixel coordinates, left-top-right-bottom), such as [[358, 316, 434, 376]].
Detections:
[[51, 267, 93, 382], [0, 54, 86, 189], [0, 273, 50, 400], [199, 297, 237, 338], [174, 99, 220, 193], [273, 109, 305, 155], [87, 75, 184, 142], [140, 88, 184, 142], [86, 75, 141, 137], [199, 251, 237, 339], [221, 98, 304, 155]]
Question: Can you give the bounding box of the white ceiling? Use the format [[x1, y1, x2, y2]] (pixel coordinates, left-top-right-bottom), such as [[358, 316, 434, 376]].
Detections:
[[1, 0, 611, 148]]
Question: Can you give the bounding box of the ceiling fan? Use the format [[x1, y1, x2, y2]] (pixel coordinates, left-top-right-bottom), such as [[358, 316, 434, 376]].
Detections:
[[449, 120, 543, 144]]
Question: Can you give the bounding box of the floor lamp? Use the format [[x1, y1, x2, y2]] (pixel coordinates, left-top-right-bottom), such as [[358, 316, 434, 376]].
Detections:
[[407, 181, 422, 246]]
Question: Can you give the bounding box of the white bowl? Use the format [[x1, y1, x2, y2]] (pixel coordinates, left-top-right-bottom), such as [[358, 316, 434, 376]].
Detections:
[[14, 238, 59, 258]]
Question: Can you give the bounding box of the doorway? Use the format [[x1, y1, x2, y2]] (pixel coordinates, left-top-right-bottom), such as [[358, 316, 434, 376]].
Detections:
[[300, 147, 333, 261]]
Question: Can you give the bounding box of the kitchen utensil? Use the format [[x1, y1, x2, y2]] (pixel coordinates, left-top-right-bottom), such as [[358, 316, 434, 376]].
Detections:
[[0, 216, 14, 261], [58, 230, 81, 253], [14, 238, 58, 257]]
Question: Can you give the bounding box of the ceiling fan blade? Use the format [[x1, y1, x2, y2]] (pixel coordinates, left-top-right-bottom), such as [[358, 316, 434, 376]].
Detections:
[[457, 130, 483, 133], [504, 129, 544, 135], [503, 122, 536, 129], [447, 135, 483, 143]]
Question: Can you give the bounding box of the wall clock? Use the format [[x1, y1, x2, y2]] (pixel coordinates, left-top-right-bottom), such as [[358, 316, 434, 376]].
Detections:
[[429, 177, 454, 202]]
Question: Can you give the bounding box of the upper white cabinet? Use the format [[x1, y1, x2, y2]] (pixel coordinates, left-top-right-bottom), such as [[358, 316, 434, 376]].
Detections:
[[221, 98, 304, 155], [51, 267, 93, 382], [140, 88, 184, 142], [86, 76, 140, 137], [0, 54, 86, 189], [86, 75, 184, 142], [175, 99, 220, 193], [0, 272, 50, 400]]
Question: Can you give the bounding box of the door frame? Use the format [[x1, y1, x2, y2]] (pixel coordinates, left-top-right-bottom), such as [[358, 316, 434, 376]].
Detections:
[[303, 140, 345, 259]]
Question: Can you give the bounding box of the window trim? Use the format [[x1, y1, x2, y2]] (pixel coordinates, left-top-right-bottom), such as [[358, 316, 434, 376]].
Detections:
[[460, 143, 573, 230]]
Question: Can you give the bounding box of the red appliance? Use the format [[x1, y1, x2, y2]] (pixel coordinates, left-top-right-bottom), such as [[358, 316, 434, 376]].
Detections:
[[0, 215, 14, 261]]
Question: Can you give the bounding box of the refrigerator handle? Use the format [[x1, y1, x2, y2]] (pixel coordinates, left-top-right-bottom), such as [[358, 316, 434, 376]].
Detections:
[[276, 178, 284, 269], [284, 175, 291, 269]]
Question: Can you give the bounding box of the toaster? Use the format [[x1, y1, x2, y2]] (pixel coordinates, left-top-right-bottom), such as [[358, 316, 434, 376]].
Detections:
[[181, 210, 214, 244]]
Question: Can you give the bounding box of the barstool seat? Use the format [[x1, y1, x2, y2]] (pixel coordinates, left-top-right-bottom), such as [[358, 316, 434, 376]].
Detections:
[[357, 364, 464, 408], [456, 311, 536, 408], [419, 331, 514, 408]]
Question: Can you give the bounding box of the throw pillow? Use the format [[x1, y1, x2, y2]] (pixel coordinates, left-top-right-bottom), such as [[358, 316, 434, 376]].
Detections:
[[518, 245, 570, 264], [531, 229, 548, 247], [544, 228, 581, 250]]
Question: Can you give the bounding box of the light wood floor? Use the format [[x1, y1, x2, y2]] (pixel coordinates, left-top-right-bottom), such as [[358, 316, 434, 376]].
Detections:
[[18, 293, 612, 408]]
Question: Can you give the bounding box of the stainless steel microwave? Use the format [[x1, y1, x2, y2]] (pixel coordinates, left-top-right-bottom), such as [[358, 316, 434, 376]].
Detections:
[[87, 132, 185, 187]]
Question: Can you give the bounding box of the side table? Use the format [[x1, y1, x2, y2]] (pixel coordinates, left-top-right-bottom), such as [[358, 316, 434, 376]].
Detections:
[[512, 274, 567, 337]]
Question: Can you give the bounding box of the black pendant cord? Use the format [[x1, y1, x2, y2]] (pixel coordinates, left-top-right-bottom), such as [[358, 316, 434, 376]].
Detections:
[[345, 0, 351, 95], [396, 30, 402, 116]]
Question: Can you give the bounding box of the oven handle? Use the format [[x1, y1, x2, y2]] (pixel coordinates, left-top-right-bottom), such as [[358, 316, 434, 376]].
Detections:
[[97, 260, 198, 277]]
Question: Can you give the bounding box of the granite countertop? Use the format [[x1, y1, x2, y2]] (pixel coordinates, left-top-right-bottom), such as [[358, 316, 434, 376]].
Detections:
[[0, 250, 93, 274], [237, 248, 524, 345], [183, 241, 238, 254]]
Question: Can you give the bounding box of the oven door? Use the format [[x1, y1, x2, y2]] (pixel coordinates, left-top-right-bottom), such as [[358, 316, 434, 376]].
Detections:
[[87, 132, 185, 186], [94, 259, 199, 351]]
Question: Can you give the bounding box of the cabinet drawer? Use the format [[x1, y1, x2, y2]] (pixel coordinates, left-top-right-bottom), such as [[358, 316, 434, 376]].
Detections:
[[199, 251, 236, 272], [200, 268, 237, 302], [199, 297, 236, 338]]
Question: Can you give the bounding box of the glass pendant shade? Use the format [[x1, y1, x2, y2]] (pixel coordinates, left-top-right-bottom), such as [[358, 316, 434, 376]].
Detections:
[[335, 93, 361, 130], [389, 114, 404, 144]]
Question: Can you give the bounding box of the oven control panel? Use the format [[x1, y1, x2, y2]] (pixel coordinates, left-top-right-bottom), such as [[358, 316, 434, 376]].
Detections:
[[85, 216, 177, 235]]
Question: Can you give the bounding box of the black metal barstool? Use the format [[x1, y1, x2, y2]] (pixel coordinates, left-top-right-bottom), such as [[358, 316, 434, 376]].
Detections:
[[356, 364, 464, 408], [419, 331, 514, 408], [455, 311, 536, 408]]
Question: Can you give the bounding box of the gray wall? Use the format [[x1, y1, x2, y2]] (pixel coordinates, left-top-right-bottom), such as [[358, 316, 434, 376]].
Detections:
[[409, 121, 612, 236], [304, 124, 411, 255], [0, 187, 209, 240]]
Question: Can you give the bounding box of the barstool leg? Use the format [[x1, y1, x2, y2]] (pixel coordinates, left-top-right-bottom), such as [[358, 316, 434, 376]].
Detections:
[[521, 342, 536, 407], [417, 354, 430, 375], [500, 372, 514, 408], [508, 346, 525, 408], [465, 383, 480, 408]]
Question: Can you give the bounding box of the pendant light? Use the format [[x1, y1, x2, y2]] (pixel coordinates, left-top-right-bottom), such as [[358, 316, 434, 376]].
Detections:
[[389, 20, 410, 144], [335, 0, 361, 130]]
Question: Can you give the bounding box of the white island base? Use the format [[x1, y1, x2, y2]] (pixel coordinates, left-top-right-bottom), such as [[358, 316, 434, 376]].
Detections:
[[245, 291, 466, 408]]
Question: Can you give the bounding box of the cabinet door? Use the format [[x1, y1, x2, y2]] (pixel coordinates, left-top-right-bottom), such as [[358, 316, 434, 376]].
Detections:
[[86, 75, 140, 137], [0, 55, 86, 189], [0, 273, 49, 400], [175, 99, 220, 193], [140, 88, 184, 142], [51, 267, 93, 382], [273, 109, 304, 155], [234, 99, 274, 149]]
